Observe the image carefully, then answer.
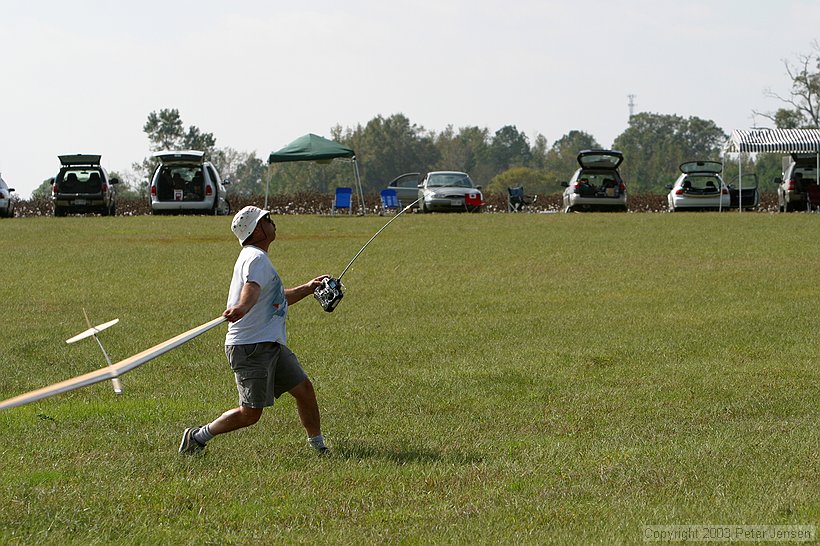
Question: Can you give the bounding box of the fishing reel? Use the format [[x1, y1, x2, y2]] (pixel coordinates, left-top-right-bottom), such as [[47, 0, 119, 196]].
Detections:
[[314, 277, 345, 313]]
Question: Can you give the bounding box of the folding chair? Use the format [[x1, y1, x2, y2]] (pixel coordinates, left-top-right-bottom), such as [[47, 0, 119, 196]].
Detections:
[[507, 186, 536, 212], [380, 188, 400, 214], [332, 187, 353, 215]]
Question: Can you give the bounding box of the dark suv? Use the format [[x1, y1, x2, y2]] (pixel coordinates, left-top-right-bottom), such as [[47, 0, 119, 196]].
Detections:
[[775, 153, 819, 212], [52, 154, 119, 216]]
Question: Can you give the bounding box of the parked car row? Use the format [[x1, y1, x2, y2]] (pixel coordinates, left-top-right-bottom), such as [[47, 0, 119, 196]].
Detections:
[[32, 150, 231, 218], [381, 149, 783, 215]]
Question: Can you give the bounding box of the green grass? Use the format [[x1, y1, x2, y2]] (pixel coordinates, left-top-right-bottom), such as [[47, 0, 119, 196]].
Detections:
[[0, 212, 817, 544]]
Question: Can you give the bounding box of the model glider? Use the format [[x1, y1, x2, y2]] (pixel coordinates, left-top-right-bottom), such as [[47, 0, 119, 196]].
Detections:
[[65, 318, 120, 344], [0, 316, 227, 411], [66, 314, 122, 394]]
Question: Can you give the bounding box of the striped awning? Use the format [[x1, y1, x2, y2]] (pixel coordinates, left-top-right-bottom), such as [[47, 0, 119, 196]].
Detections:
[[724, 129, 820, 153]]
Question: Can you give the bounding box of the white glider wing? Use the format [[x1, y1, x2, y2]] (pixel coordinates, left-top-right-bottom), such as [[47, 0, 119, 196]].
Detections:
[[0, 316, 227, 411], [66, 318, 120, 344]]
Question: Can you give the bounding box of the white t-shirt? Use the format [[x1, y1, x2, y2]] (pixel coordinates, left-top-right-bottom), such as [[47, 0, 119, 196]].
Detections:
[[225, 246, 288, 346]]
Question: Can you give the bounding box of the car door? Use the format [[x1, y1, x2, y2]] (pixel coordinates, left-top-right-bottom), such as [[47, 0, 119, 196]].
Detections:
[[388, 173, 422, 206]]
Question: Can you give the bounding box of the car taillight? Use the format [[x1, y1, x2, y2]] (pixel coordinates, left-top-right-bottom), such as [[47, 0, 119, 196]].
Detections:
[[101, 183, 108, 193], [205, 185, 213, 196], [675, 189, 684, 195], [787, 180, 796, 191], [619, 182, 626, 191], [721, 188, 728, 195], [150, 184, 157, 197], [52, 183, 58, 195]]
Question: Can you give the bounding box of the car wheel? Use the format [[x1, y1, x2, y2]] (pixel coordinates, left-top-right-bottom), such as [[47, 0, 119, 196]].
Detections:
[[54, 207, 66, 217]]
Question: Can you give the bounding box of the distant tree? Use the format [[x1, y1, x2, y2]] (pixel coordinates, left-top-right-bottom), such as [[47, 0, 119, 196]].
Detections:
[[489, 125, 532, 171], [31, 178, 54, 199], [335, 114, 439, 193], [433, 125, 494, 182], [211, 148, 266, 196], [755, 41, 820, 128], [485, 166, 549, 196], [613, 113, 727, 193], [107, 170, 142, 199], [134, 108, 218, 183], [542, 130, 601, 192], [444, 125, 495, 187], [530, 133, 549, 170], [143, 109, 185, 151]]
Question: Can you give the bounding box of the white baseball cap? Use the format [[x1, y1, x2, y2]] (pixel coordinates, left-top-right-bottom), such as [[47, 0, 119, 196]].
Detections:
[[231, 206, 270, 244]]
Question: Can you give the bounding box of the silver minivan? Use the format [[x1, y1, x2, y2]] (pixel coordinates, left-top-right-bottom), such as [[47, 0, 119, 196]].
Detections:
[[149, 150, 230, 215]]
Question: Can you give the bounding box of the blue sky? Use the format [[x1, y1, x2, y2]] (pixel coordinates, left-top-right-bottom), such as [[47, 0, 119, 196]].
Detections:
[[1, 0, 818, 197]]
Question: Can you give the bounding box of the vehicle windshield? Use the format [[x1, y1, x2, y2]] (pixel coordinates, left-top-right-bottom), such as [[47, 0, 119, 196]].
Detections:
[[426, 173, 474, 188]]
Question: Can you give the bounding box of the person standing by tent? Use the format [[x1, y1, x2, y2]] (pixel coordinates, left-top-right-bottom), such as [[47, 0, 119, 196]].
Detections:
[[179, 206, 330, 455]]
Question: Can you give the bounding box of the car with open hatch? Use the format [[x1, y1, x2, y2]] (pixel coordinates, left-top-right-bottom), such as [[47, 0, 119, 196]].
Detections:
[[0, 174, 15, 218], [149, 150, 230, 215], [51, 154, 119, 216], [561, 150, 627, 212], [666, 160, 730, 212], [417, 171, 483, 213], [775, 153, 819, 212]]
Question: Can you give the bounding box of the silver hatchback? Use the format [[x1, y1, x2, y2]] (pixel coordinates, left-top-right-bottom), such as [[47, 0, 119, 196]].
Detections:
[[561, 150, 627, 212]]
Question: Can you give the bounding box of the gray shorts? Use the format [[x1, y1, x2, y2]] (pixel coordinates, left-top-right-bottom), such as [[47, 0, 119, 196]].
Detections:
[[225, 342, 308, 408]]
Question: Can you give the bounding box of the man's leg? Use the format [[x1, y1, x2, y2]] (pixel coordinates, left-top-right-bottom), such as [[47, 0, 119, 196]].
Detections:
[[180, 406, 263, 454], [289, 379, 320, 437], [207, 406, 264, 435]]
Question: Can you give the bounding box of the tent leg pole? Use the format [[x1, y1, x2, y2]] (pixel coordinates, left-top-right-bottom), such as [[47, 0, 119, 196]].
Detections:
[[353, 158, 366, 216]]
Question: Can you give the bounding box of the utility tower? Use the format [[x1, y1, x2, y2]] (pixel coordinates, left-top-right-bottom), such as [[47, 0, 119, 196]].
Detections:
[[627, 94, 636, 117]]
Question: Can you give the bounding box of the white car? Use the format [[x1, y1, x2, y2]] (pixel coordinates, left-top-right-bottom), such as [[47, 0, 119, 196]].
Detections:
[[418, 171, 483, 213], [149, 150, 230, 215], [666, 161, 729, 212], [0, 174, 15, 218], [561, 150, 627, 212]]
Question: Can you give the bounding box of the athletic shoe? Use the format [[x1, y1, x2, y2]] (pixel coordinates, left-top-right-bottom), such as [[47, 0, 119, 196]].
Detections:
[[178, 427, 206, 455], [313, 445, 331, 456]]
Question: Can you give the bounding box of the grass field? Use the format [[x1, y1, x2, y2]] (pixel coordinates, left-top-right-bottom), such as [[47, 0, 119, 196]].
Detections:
[[0, 212, 817, 544]]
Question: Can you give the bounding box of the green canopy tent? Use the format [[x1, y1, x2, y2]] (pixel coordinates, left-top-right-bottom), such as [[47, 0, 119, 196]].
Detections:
[[268, 133, 366, 215]]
